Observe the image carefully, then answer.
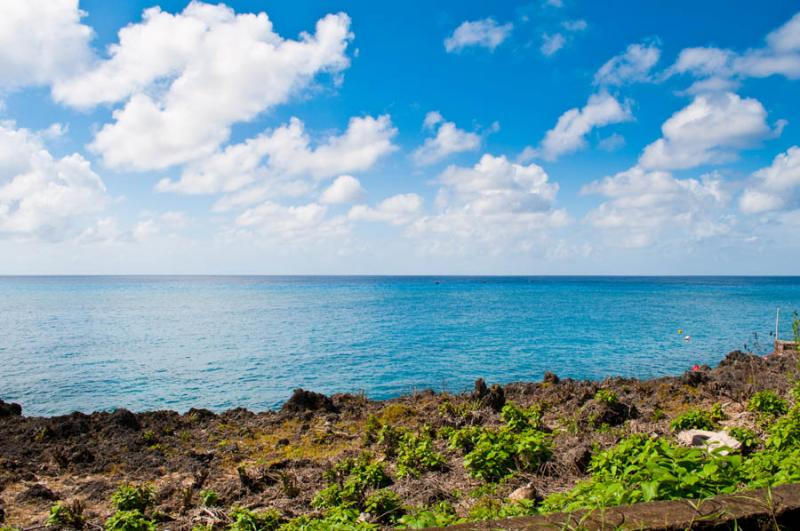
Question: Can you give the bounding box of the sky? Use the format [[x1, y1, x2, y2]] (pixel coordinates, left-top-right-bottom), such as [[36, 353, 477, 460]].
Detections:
[[1, 0, 800, 275]]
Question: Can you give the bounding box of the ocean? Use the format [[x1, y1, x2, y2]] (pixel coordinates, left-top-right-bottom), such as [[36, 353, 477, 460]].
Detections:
[[1, 276, 798, 416]]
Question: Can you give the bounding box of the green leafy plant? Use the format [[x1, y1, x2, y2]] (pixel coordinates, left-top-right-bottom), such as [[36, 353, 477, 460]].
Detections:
[[669, 409, 717, 431], [228, 507, 282, 531], [446, 426, 483, 453], [594, 389, 619, 406], [766, 406, 800, 451], [395, 432, 446, 478], [710, 402, 726, 422], [105, 510, 157, 531], [312, 454, 390, 510], [111, 484, 155, 513], [727, 426, 759, 451], [396, 502, 462, 529], [463, 428, 551, 482], [47, 501, 86, 529], [362, 489, 403, 524], [500, 402, 543, 432], [748, 390, 788, 416], [200, 489, 220, 507]]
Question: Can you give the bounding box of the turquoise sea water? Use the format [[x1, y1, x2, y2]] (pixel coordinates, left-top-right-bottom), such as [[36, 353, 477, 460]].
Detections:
[[1, 276, 799, 416]]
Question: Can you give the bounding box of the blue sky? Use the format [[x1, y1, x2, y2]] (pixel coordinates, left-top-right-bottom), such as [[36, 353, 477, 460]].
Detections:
[[1, 0, 800, 274]]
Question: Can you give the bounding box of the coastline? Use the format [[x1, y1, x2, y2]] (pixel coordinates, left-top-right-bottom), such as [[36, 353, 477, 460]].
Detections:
[[1, 349, 798, 529]]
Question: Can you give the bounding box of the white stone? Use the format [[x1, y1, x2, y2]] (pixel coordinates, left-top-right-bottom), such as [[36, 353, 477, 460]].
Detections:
[[676, 429, 742, 454]]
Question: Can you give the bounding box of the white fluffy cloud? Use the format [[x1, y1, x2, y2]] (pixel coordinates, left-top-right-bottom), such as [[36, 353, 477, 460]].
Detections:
[[0, 0, 93, 89], [158, 115, 396, 194], [348, 194, 423, 226], [530, 92, 632, 161], [639, 92, 780, 170], [740, 146, 800, 213], [583, 167, 730, 247], [409, 154, 568, 253], [594, 43, 661, 86], [320, 175, 365, 204], [51, 2, 353, 170], [444, 18, 513, 53], [412, 112, 481, 165], [0, 121, 109, 241], [669, 12, 800, 88], [234, 201, 348, 243]]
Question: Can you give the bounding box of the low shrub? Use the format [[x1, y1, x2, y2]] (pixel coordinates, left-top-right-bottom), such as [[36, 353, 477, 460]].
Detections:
[[362, 489, 404, 524], [594, 389, 619, 406], [463, 428, 551, 482], [748, 390, 788, 416], [727, 426, 759, 451], [228, 507, 282, 531], [396, 502, 462, 529], [111, 484, 154, 513], [766, 406, 800, 451], [396, 432, 446, 478], [500, 402, 543, 432], [200, 489, 220, 507], [669, 409, 717, 431], [47, 501, 86, 529], [105, 510, 157, 531], [312, 454, 390, 510]]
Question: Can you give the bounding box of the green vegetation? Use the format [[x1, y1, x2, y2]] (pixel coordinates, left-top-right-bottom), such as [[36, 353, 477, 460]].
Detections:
[[110, 484, 155, 512], [200, 489, 220, 507], [669, 408, 718, 431], [748, 390, 788, 416], [47, 501, 86, 529], [228, 507, 283, 531], [312, 454, 391, 511], [104, 511, 157, 531], [396, 502, 462, 528], [593, 389, 619, 405], [727, 426, 759, 451], [395, 431, 445, 478]]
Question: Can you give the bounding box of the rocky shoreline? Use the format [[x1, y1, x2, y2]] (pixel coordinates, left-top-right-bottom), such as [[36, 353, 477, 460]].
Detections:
[[0, 349, 797, 529]]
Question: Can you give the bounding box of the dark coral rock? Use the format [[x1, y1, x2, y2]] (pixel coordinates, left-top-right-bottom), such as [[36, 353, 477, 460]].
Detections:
[[281, 389, 337, 414], [15, 483, 58, 503], [472, 378, 488, 399], [483, 384, 506, 412], [109, 408, 140, 430], [543, 371, 560, 384], [0, 400, 21, 417]]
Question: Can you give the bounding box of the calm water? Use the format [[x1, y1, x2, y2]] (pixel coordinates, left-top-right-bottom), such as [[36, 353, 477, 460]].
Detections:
[[1, 276, 799, 416]]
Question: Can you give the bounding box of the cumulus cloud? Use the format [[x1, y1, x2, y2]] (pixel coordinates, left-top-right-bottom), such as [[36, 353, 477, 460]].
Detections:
[[444, 18, 513, 53], [0, 0, 93, 89], [562, 19, 587, 32], [639, 92, 781, 170], [528, 92, 632, 161], [740, 146, 800, 213], [583, 167, 730, 247], [409, 154, 568, 253], [669, 12, 800, 89], [50, 2, 354, 170], [158, 115, 396, 194], [412, 112, 481, 165], [594, 43, 661, 86], [320, 175, 365, 204], [233, 201, 348, 243], [0, 121, 109, 241], [348, 194, 423, 225], [540, 33, 566, 56]]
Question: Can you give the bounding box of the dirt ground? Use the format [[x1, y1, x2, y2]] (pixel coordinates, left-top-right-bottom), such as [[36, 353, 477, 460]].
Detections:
[[0, 349, 796, 529]]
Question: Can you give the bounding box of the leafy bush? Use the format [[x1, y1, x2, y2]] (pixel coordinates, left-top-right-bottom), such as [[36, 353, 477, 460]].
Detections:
[[446, 426, 483, 453], [105, 510, 157, 531], [669, 409, 717, 431], [710, 402, 726, 422], [376, 425, 402, 457], [111, 484, 155, 513], [362, 489, 404, 524], [594, 389, 619, 406], [228, 507, 282, 531], [362, 414, 381, 445], [743, 448, 800, 488], [47, 501, 86, 529], [463, 428, 551, 482], [467, 498, 536, 521], [312, 454, 390, 510], [541, 435, 744, 512], [727, 426, 759, 451], [200, 489, 220, 507], [748, 390, 788, 416], [396, 502, 462, 529], [766, 406, 800, 451], [500, 402, 543, 432], [396, 432, 446, 478]]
